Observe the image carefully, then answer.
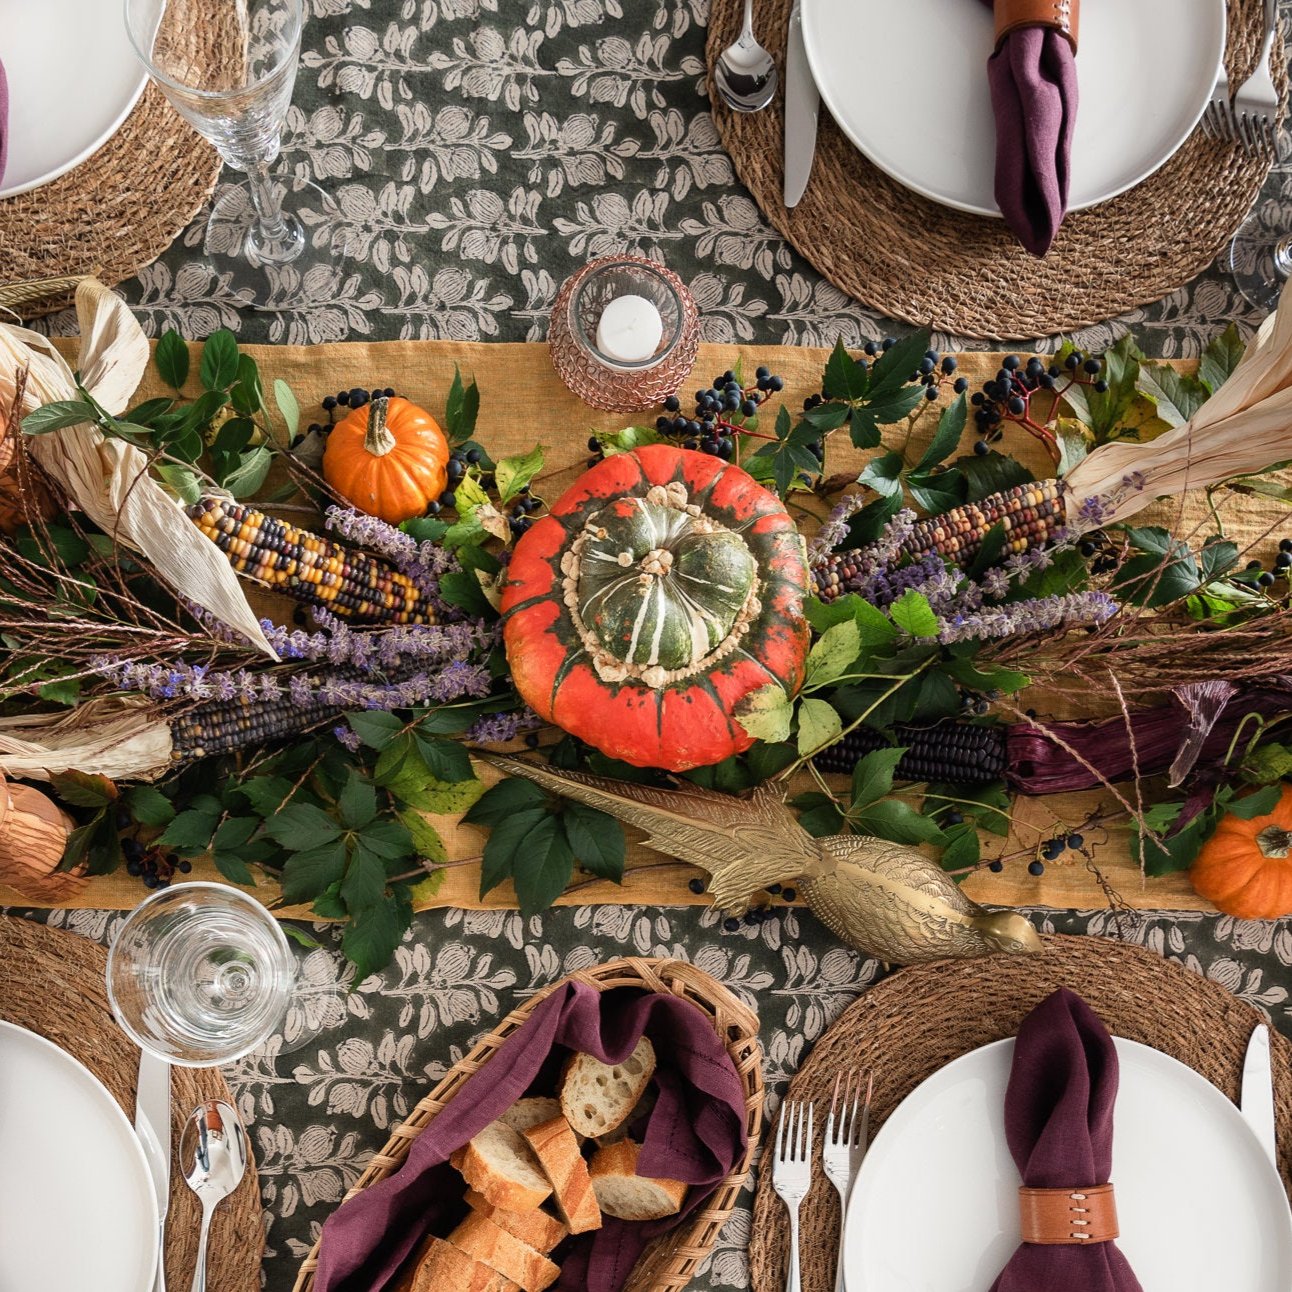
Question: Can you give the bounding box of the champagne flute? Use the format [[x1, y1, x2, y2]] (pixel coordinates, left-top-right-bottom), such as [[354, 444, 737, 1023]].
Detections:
[[124, 0, 349, 308], [107, 882, 297, 1066]]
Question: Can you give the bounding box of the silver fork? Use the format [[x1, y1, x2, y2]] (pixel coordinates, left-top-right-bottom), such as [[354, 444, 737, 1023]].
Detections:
[[1232, 0, 1281, 153], [772, 1099, 815, 1292], [1202, 59, 1235, 142], [822, 1071, 872, 1292]]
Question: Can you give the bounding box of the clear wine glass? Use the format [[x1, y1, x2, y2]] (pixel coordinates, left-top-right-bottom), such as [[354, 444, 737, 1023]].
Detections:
[[107, 882, 297, 1066], [123, 0, 349, 308], [1226, 198, 1292, 315]]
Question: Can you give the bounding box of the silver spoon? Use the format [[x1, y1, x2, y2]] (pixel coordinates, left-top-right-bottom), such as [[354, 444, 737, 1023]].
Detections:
[[180, 1100, 248, 1292], [713, 0, 778, 112]]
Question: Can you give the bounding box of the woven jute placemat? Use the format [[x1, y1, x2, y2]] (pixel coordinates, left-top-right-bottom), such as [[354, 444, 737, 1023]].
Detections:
[[0, 65, 221, 321], [708, 0, 1286, 339], [0, 916, 263, 1292], [748, 933, 1292, 1292]]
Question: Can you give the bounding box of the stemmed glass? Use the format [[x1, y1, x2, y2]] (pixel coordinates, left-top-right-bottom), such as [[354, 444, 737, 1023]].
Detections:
[[124, 0, 349, 308], [1226, 193, 1292, 315], [107, 882, 297, 1066]]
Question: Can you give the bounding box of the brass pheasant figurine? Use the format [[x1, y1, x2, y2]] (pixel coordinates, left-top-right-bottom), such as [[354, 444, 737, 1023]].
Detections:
[[486, 756, 1040, 964]]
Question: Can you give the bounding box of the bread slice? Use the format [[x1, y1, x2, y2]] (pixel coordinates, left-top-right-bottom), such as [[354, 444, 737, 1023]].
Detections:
[[464, 1191, 568, 1254], [451, 1121, 552, 1212], [559, 1036, 656, 1138], [449, 1212, 559, 1292], [521, 1115, 602, 1234], [499, 1097, 563, 1134], [588, 1139, 687, 1221], [593, 1083, 658, 1147], [404, 1237, 518, 1292]]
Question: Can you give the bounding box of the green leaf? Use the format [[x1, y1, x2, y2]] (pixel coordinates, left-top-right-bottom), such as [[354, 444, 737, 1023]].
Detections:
[[735, 683, 794, 745], [400, 776, 485, 816], [478, 805, 549, 897], [797, 696, 842, 756], [1138, 814, 1210, 877], [214, 855, 256, 885], [338, 773, 378, 830], [951, 450, 1034, 502], [313, 882, 347, 921], [1243, 743, 1292, 785], [915, 393, 967, 472], [274, 847, 346, 904], [855, 451, 905, 499], [155, 330, 190, 390], [1111, 549, 1200, 609], [340, 848, 387, 912], [1199, 324, 1245, 394], [37, 676, 81, 706], [801, 401, 854, 433], [212, 815, 259, 851], [939, 823, 980, 872], [942, 658, 1029, 694], [230, 354, 266, 417], [1054, 420, 1090, 477], [199, 329, 240, 391], [853, 798, 947, 845], [1225, 784, 1283, 820], [804, 620, 862, 689], [444, 367, 481, 445], [791, 791, 847, 837], [850, 385, 925, 449], [265, 803, 343, 850], [561, 803, 625, 882], [398, 810, 447, 862], [342, 886, 413, 982], [234, 776, 293, 816], [127, 785, 175, 827], [49, 769, 117, 808], [865, 330, 931, 400], [966, 522, 1007, 581], [221, 447, 273, 499], [1068, 335, 1143, 443], [850, 746, 907, 810], [842, 493, 903, 546], [1200, 538, 1239, 584], [464, 778, 549, 829], [155, 463, 203, 505], [495, 445, 545, 503], [125, 397, 176, 428], [854, 599, 899, 651], [158, 807, 219, 850], [401, 517, 450, 544], [358, 819, 414, 860], [889, 590, 940, 638], [512, 813, 575, 917], [438, 569, 495, 619], [21, 401, 94, 436], [347, 711, 405, 750], [822, 340, 869, 402], [414, 734, 473, 783], [905, 468, 964, 517], [274, 379, 300, 440], [1136, 362, 1208, 427]]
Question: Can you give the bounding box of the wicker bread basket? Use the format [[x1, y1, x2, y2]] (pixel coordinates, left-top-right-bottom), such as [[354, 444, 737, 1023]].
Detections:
[[294, 956, 765, 1292]]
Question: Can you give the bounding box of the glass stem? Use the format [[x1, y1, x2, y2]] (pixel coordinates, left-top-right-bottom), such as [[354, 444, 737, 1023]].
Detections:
[[1274, 237, 1292, 286], [246, 164, 291, 248]]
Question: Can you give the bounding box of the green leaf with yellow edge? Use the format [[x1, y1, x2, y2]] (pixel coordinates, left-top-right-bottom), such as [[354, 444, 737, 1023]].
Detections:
[[496, 445, 545, 503], [49, 769, 117, 808], [410, 868, 447, 903], [797, 697, 842, 756], [889, 590, 940, 639], [398, 810, 448, 862], [735, 684, 794, 745], [804, 620, 862, 689]]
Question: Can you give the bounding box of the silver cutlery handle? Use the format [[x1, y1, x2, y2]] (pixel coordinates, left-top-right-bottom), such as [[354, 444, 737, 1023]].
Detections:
[[153, 1224, 167, 1292], [833, 1240, 846, 1292], [784, 1204, 803, 1292], [190, 1205, 213, 1292]]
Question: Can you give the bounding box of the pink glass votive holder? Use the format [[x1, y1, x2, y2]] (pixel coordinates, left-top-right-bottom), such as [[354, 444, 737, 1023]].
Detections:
[[548, 254, 701, 413]]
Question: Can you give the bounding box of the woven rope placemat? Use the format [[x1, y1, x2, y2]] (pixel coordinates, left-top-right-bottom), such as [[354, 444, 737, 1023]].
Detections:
[[748, 933, 1292, 1292], [0, 916, 263, 1292], [0, 67, 221, 321], [708, 0, 1287, 339]]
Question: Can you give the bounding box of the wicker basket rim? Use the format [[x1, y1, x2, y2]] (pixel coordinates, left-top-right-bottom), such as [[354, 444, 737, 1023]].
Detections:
[[293, 955, 765, 1292]]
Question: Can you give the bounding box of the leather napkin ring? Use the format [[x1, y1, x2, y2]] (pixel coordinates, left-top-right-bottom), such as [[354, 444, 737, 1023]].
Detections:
[[1018, 1184, 1118, 1244], [994, 0, 1080, 54]]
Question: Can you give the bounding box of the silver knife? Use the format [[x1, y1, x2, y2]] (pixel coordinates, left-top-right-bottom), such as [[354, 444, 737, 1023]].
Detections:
[[1241, 1023, 1278, 1170], [783, 0, 819, 209], [135, 1049, 172, 1292]]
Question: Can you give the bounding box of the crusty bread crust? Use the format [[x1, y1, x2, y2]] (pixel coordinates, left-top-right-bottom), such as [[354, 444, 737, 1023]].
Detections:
[[448, 1212, 560, 1292], [587, 1139, 687, 1222], [559, 1036, 657, 1138], [464, 1191, 568, 1255], [521, 1115, 602, 1235]]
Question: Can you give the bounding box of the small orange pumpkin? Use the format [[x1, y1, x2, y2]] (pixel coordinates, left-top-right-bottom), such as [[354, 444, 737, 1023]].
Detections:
[[1191, 784, 1292, 919], [323, 395, 450, 525]]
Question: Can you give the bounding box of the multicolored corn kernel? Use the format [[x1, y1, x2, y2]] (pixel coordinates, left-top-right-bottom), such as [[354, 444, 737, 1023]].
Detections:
[[812, 719, 1008, 784]]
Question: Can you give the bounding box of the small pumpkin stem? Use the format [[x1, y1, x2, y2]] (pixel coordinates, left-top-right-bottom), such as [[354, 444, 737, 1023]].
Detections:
[[1257, 825, 1292, 859], [363, 396, 397, 458]]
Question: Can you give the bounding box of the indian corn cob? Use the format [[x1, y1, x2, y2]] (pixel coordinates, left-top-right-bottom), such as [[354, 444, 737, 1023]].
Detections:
[[813, 720, 1008, 784], [170, 689, 341, 759], [812, 481, 1066, 601], [187, 497, 436, 624]]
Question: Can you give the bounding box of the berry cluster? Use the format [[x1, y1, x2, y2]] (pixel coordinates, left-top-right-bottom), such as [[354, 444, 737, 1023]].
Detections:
[[1242, 536, 1292, 590], [970, 352, 1107, 457], [655, 365, 786, 460], [299, 385, 400, 448], [122, 835, 192, 890]]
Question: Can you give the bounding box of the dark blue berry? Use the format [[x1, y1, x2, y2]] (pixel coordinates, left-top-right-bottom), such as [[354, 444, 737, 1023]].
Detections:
[[440, 490, 456, 508], [447, 458, 465, 481], [144, 874, 160, 889], [663, 395, 681, 412], [973, 440, 990, 456], [177, 859, 193, 873], [941, 356, 958, 374], [740, 399, 757, 417], [1003, 355, 1021, 371], [768, 883, 783, 894], [1093, 380, 1109, 393], [768, 375, 784, 391], [919, 357, 936, 375], [465, 448, 482, 464], [1067, 833, 1084, 849], [321, 395, 337, 411], [1281, 538, 1292, 553], [863, 341, 878, 356], [1277, 553, 1291, 570], [1042, 838, 1065, 860], [989, 860, 1004, 873], [1247, 559, 1263, 570], [1260, 571, 1277, 587], [1083, 358, 1101, 374], [126, 860, 142, 876], [944, 811, 964, 826], [756, 366, 770, 380], [953, 377, 968, 393], [924, 387, 938, 401], [723, 917, 740, 932], [1028, 860, 1045, 876], [782, 886, 797, 902], [688, 877, 705, 894]]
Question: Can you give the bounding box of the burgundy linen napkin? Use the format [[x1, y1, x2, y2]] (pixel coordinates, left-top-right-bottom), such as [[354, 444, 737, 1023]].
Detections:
[[979, 1, 1078, 256], [0, 58, 8, 188], [313, 980, 748, 1292], [990, 988, 1142, 1292]]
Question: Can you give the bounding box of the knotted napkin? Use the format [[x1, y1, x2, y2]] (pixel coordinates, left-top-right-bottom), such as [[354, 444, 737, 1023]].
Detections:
[[0, 58, 8, 187], [979, 0, 1079, 256], [312, 980, 748, 1292], [990, 988, 1142, 1292]]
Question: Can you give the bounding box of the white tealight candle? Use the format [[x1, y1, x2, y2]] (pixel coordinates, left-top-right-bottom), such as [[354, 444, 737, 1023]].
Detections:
[[595, 294, 664, 365]]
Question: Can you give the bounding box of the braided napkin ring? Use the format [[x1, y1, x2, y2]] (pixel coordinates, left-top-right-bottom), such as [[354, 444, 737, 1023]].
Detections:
[[994, 0, 1080, 53], [1018, 1183, 1118, 1244]]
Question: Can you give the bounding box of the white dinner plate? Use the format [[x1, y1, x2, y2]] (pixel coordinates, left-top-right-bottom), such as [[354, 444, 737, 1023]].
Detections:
[[801, 0, 1226, 217], [0, 1019, 158, 1292], [843, 1036, 1292, 1292], [0, 0, 148, 198]]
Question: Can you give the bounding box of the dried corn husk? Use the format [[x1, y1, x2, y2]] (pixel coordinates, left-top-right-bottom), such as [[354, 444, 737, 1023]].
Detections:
[[1066, 279, 1292, 524], [0, 696, 173, 781], [0, 279, 275, 656]]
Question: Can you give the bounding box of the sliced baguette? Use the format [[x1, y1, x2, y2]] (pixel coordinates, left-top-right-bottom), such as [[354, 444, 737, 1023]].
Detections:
[[521, 1115, 602, 1234], [559, 1036, 656, 1138], [452, 1121, 552, 1212], [593, 1083, 658, 1147], [499, 1097, 563, 1134], [405, 1237, 518, 1292], [464, 1191, 568, 1254], [448, 1212, 559, 1292], [588, 1139, 687, 1221]]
